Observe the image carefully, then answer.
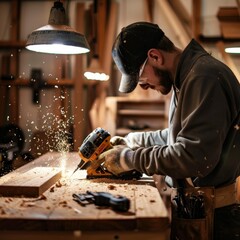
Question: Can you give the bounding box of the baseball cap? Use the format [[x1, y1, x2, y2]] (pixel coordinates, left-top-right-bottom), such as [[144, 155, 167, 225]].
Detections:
[[112, 22, 164, 93]]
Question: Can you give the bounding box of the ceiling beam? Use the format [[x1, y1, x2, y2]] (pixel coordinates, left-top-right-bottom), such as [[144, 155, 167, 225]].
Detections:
[[156, 0, 191, 47]]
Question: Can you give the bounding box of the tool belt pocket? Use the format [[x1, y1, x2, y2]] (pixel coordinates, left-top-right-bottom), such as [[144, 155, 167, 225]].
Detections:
[[170, 187, 215, 240], [171, 217, 208, 240]]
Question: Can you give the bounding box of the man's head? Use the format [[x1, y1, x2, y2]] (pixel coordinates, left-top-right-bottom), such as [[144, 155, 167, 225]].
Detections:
[[112, 22, 175, 93]]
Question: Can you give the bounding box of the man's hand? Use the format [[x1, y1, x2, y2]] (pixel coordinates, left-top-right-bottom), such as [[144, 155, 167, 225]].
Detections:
[[110, 132, 145, 150], [110, 136, 128, 146], [99, 145, 134, 176]]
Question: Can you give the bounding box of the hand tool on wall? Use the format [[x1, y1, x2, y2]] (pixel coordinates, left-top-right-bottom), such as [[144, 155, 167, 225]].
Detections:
[[30, 68, 46, 104], [0, 124, 25, 176]]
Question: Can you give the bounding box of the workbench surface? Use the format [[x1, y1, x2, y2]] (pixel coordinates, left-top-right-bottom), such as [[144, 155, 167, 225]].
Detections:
[[0, 152, 170, 239]]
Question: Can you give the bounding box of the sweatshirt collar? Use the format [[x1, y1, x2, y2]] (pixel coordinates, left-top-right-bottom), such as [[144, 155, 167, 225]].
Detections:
[[174, 39, 209, 90]]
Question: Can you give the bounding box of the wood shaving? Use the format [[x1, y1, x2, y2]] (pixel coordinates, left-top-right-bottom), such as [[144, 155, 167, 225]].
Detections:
[[55, 180, 62, 188], [0, 207, 6, 215], [39, 194, 47, 200], [108, 185, 116, 190], [50, 186, 55, 192], [59, 200, 68, 208], [20, 202, 36, 207], [21, 194, 47, 204], [4, 198, 13, 203], [73, 208, 82, 214]]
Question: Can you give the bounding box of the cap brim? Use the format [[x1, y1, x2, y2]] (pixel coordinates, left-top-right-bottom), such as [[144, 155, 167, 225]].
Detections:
[[119, 73, 138, 93]]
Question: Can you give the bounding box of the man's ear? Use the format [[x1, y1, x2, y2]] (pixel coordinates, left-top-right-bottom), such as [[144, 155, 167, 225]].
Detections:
[[147, 48, 163, 65]]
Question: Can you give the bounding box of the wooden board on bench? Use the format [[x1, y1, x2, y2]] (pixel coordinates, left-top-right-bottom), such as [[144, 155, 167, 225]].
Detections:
[[0, 167, 62, 197]]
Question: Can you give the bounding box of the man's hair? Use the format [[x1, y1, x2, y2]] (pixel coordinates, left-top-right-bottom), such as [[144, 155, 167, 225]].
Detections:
[[156, 35, 175, 52], [112, 21, 174, 92]]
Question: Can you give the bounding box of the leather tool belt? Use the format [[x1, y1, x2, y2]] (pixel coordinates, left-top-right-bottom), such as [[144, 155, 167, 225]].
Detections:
[[214, 182, 238, 208], [170, 182, 238, 240]]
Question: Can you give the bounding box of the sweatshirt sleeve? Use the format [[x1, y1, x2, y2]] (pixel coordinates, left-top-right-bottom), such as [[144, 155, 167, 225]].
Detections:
[[125, 128, 168, 149], [128, 70, 235, 180]]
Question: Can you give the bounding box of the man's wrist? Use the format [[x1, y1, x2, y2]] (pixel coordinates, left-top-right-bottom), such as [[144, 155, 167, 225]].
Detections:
[[119, 148, 134, 171]]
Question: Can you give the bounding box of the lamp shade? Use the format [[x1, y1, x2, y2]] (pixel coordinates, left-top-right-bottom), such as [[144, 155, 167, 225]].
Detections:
[[84, 55, 109, 81], [26, 1, 90, 55], [225, 46, 240, 54]]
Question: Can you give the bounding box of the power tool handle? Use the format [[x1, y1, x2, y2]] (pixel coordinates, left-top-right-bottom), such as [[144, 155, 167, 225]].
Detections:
[[87, 191, 130, 212]]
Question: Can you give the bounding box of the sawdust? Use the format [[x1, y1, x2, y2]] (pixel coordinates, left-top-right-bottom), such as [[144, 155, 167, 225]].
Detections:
[[59, 200, 68, 207], [108, 185, 116, 190], [0, 207, 6, 215], [20, 202, 36, 207], [55, 179, 67, 188], [4, 198, 13, 203], [55, 180, 62, 187], [20, 194, 47, 207]]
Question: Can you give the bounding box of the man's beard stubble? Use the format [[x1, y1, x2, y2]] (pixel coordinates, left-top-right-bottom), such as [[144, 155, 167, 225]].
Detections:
[[153, 66, 173, 95]]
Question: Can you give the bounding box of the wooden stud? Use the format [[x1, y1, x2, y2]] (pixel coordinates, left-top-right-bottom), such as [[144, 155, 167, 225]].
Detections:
[[73, 3, 85, 150], [155, 0, 190, 48], [192, 0, 202, 41]]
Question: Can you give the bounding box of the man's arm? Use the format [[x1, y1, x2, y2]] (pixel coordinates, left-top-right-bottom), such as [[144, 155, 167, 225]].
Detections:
[[111, 128, 169, 149]]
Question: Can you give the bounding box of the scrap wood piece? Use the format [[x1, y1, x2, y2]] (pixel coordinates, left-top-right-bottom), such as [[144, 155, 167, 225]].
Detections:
[[0, 167, 62, 198]]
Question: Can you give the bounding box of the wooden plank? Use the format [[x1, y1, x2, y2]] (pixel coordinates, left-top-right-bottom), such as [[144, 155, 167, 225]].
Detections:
[[135, 185, 169, 231], [46, 176, 168, 231], [192, 0, 201, 41], [0, 153, 169, 233], [217, 7, 240, 21], [217, 7, 240, 39], [0, 167, 62, 197], [219, 22, 240, 39], [155, 0, 190, 48], [118, 109, 165, 116], [73, 3, 85, 150], [0, 171, 169, 231], [103, 0, 118, 74], [1, 230, 169, 240]]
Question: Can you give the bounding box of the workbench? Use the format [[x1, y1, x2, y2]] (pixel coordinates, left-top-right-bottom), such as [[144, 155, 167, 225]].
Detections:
[[0, 152, 170, 240]]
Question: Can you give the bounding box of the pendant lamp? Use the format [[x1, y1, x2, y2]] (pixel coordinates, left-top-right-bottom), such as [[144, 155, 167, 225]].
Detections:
[[84, 54, 109, 81], [26, 1, 90, 55], [84, 0, 109, 80], [225, 46, 240, 54]]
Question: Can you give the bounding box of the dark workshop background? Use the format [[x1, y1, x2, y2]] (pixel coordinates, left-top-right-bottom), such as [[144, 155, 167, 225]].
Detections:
[[0, 0, 240, 164]]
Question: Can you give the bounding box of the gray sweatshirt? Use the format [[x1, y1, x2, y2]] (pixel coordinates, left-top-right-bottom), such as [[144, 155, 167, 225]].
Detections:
[[126, 40, 240, 187]]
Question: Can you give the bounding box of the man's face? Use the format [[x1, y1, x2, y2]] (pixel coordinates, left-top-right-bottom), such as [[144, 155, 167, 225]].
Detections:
[[138, 57, 173, 95]]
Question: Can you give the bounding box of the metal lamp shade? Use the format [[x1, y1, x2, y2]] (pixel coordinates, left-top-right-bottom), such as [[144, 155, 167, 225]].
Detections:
[[26, 1, 90, 55]]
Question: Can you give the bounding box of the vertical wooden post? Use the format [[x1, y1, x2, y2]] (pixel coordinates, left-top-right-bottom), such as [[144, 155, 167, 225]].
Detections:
[[73, 3, 86, 150], [9, 0, 20, 124], [97, 0, 106, 66], [89, 1, 119, 130], [192, 0, 202, 41]]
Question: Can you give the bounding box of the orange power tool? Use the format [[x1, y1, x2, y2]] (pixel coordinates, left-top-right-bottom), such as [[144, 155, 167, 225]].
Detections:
[[71, 127, 113, 178], [71, 127, 142, 179]]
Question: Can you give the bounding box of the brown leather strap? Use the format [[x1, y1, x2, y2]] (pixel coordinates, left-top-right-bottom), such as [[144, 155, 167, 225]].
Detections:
[[214, 182, 238, 208]]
